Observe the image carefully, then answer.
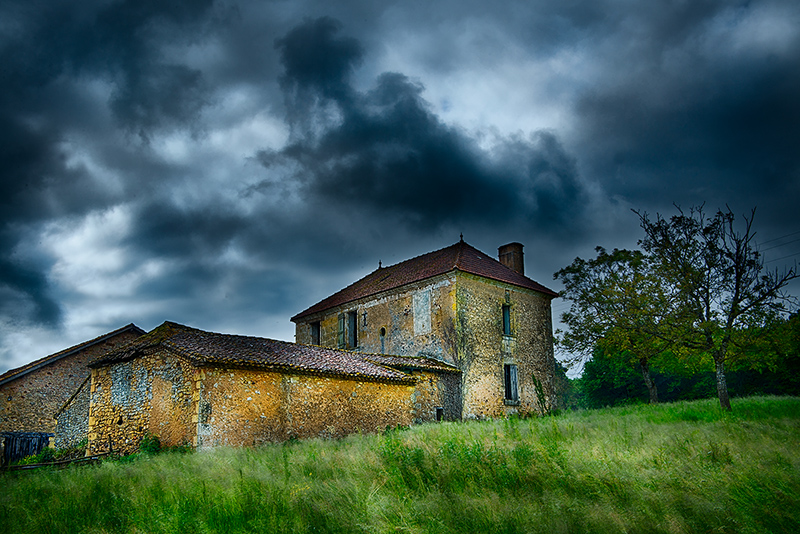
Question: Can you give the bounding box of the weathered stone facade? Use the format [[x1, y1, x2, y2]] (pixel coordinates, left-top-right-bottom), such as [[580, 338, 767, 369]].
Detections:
[[0, 324, 145, 435], [86, 322, 460, 455], [54, 376, 91, 448], [293, 240, 558, 419], [87, 350, 196, 455]]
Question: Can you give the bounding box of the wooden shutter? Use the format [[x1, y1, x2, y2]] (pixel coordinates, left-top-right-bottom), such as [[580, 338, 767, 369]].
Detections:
[[337, 313, 346, 348]]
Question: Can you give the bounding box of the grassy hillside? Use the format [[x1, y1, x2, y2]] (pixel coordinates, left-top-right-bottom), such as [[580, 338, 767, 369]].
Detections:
[[2, 396, 799, 533]]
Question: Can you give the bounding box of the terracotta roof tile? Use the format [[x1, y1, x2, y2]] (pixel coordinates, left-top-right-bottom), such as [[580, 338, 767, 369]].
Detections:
[[0, 324, 145, 386], [91, 322, 419, 384], [292, 240, 557, 321], [363, 354, 460, 374]]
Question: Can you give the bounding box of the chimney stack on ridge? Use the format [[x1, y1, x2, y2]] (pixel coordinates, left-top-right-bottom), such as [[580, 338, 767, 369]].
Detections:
[[498, 242, 524, 275]]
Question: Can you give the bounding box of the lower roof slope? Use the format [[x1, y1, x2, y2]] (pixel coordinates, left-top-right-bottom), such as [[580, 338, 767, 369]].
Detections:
[[92, 322, 455, 384], [292, 239, 558, 321]]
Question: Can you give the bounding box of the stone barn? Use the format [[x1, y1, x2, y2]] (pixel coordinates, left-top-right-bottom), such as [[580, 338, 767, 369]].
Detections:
[[86, 322, 460, 455], [0, 324, 145, 452], [292, 239, 559, 419]]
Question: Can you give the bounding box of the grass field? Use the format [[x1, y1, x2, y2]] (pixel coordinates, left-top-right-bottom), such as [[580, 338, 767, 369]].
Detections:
[[2, 396, 799, 533]]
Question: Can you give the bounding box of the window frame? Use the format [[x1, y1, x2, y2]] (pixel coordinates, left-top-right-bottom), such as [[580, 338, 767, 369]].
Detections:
[[347, 310, 358, 349], [310, 321, 321, 345], [504, 363, 519, 405], [502, 304, 511, 336]]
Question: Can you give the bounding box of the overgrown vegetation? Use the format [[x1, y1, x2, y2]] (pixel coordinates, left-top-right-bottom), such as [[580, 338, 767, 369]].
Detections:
[[12, 438, 88, 466], [2, 396, 799, 533]]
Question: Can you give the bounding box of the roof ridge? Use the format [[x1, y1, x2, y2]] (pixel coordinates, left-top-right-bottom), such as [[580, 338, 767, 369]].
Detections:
[[0, 323, 145, 385], [292, 239, 557, 322]]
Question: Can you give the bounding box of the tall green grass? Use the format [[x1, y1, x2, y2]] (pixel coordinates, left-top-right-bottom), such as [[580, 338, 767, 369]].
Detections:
[[2, 396, 799, 533]]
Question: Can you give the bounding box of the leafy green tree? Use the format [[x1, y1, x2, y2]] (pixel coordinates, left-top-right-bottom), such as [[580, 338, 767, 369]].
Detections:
[[636, 206, 797, 411], [577, 346, 650, 408], [555, 247, 676, 403]]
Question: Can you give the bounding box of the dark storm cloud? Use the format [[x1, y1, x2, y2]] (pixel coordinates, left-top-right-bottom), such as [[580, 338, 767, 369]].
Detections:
[[0, 0, 216, 328], [2, 0, 799, 374], [258, 17, 587, 233], [574, 0, 800, 228]]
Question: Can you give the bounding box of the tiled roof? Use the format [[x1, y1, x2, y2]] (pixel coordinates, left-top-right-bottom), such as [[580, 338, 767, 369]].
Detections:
[[0, 324, 146, 386], [291, 240, 558, 321], [363, 354, 461, 374], [91, 322, 419, 384]]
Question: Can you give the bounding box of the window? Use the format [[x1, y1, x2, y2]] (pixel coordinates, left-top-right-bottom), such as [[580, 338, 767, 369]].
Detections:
[[311, 322, 320, 345], [380, 327, 386, 354], [435, 407, 444, 421], [502, 304, 511, 336], [504, 364, 519, 404], [337, 313, 346, 348], [347, 310, 358, 348]]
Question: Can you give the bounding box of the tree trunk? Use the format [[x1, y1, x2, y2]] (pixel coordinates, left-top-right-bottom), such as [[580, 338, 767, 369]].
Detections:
[[639, 358, 659, 404], [714, 356, 732, 411]]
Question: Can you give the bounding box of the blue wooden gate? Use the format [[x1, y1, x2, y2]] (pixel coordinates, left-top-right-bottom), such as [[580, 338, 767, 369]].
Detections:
[[1, 432, 54, 466]]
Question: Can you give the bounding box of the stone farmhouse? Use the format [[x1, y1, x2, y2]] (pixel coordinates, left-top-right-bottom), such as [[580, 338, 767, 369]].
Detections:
[[2, 239, 558, 456], [292, 239, 559, 420], [84, 321, 459, 455]]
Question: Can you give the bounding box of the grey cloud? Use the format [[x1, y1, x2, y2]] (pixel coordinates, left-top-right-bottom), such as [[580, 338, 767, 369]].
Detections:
[[258, 18, 588, 234]]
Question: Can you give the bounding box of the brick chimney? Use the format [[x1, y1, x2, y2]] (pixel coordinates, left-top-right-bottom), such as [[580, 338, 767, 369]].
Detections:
[[498, 242, 524, 275]]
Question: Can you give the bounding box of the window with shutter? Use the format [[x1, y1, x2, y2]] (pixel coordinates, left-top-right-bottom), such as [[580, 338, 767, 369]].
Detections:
[[347, 310, 358, 348], [504, 364, 519, 403], [337, 313, 346, 348]]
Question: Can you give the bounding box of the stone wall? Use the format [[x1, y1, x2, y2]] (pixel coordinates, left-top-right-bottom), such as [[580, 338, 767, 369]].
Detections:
[[409, 370, 462, 423], [296, 274, 457, 362], [0, 329, 143, 435], [455, 273, 556, 419], [88, 350, 421, 454], [87, 350, 196, 456], [54, 376, 91, 449], [196, 368, 416, 447]]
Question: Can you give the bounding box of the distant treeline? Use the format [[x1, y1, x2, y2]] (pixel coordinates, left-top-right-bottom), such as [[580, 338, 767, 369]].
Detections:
[[558, 314, 800, 409]]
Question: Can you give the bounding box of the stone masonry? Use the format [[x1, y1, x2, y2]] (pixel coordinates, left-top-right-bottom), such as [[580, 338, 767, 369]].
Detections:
[[0, 324, 145, 436], [293, 240, 559, 419], [86, 322, 460, 455]]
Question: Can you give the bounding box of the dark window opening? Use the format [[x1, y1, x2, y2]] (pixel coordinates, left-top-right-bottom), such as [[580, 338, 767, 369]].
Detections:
[[435, 407, 444, 421], [347, 310, 358, 348], [199, 401, 212, 424], [504, 364, 519, 403], [311, 322, 321, 345], [380, 327, 386, 354], [502, 304, 511, 335]]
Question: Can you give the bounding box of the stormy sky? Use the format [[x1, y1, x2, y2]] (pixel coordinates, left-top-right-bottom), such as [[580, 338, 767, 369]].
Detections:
[[2, 0, 799, 374]]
